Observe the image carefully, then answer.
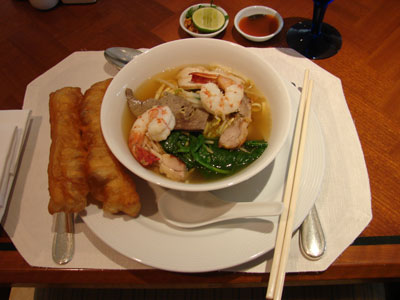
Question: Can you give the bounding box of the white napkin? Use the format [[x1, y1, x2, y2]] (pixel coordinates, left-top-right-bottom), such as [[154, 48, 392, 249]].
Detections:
[[0, 124, 17, 207], [0, 110, 31, 220]]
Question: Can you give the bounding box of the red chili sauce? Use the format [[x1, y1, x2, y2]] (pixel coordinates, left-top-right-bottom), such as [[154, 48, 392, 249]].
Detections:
[[238, 14, 279, 37]]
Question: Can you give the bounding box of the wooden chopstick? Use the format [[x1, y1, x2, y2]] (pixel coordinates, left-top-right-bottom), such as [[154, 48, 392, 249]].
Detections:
[[266, 70, 314, 300]]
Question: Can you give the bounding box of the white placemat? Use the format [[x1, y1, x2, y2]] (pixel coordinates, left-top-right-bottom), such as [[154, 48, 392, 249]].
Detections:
[[2, 49, 371, 273]]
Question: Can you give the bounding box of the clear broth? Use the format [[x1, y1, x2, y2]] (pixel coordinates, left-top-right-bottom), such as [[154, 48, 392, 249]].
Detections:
[[123, 65, 272, 182]]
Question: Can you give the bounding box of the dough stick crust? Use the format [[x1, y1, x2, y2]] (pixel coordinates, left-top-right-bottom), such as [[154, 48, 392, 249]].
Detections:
[[81, 79, 141, 217], [48, 87, 89, 214]]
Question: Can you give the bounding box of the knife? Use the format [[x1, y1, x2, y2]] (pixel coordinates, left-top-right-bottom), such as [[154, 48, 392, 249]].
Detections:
[[52, 212, 74, 264]]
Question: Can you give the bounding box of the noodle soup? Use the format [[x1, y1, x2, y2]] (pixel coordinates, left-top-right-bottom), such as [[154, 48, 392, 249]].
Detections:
[[125, 64, 272, 183]]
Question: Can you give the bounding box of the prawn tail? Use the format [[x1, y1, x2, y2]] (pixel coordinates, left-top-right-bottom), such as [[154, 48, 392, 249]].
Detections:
[[132, 145, 160, 167]]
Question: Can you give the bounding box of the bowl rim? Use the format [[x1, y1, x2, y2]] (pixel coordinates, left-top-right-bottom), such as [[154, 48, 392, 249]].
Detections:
[[234, 5, 284, 42], [101, 38, 291, 192], [179, 3, 229, 38]]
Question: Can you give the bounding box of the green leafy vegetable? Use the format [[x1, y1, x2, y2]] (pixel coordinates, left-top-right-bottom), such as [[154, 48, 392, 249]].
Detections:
[[160, 131, 268, 178]]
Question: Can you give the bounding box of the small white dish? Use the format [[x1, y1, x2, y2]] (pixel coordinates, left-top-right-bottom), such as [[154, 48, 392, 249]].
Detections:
[[234, 6, 284, 42], [29, 0, 58, 10], [179, 3, 229, 38]]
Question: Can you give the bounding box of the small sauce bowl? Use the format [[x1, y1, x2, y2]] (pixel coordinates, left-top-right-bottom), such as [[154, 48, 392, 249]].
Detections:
[[234, 6, 284, 42]]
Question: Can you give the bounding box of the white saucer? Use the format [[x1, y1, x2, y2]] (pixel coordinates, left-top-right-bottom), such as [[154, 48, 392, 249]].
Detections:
[[82, 81, 325, 273]]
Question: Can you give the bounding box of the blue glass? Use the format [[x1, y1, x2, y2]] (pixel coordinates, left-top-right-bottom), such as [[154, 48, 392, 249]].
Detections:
[[286, 0, 341, 59]]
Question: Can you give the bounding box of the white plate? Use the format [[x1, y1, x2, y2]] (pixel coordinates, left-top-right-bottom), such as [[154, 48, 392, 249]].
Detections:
[[82, 82, 325, 273]]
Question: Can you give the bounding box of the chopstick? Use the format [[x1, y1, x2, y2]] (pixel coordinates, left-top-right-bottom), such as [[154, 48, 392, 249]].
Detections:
[[266, 70, 314, 300]]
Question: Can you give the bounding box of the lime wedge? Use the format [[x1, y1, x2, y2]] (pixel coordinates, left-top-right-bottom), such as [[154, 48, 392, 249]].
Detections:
[[192, 7, 226, 33]]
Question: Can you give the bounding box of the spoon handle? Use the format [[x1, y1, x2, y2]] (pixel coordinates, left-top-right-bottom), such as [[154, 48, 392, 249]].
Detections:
[[299, 205, 326, 260], [233, 201, 283, 217], [104, 47, 143, 69], [52, 212, 75, 265]]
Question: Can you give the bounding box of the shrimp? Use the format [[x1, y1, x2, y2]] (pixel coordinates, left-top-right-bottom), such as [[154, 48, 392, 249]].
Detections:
[[177, 66, 210, 90], [199, 75, 244, 117], [128, 105, 189, 181], [177, 67, 244, 117], [178, 67, 244, 118], [128, 105, 175, 166]]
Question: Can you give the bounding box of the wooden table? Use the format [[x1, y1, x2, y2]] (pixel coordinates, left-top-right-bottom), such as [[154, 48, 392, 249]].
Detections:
[[1, 0, 399, 288]]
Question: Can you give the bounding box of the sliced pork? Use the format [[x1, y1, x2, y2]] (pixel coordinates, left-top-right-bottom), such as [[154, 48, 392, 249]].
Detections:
[[219, 95, 252, 149], [126, 89, 209, 131]]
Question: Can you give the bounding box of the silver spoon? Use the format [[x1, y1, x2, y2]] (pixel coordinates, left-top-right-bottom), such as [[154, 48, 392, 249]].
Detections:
[[299, 204, 326, 260], [157, 190, 283, 229], [104, 47, 143, 69]]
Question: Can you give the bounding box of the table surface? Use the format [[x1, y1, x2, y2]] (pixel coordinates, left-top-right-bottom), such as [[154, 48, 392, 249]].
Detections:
[[1, 0, 400, 288]]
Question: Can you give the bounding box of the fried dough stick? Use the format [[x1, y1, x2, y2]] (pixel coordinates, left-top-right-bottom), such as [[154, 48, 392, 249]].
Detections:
[[48, 87, 89, 214], [80, 79, 141, 217]]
